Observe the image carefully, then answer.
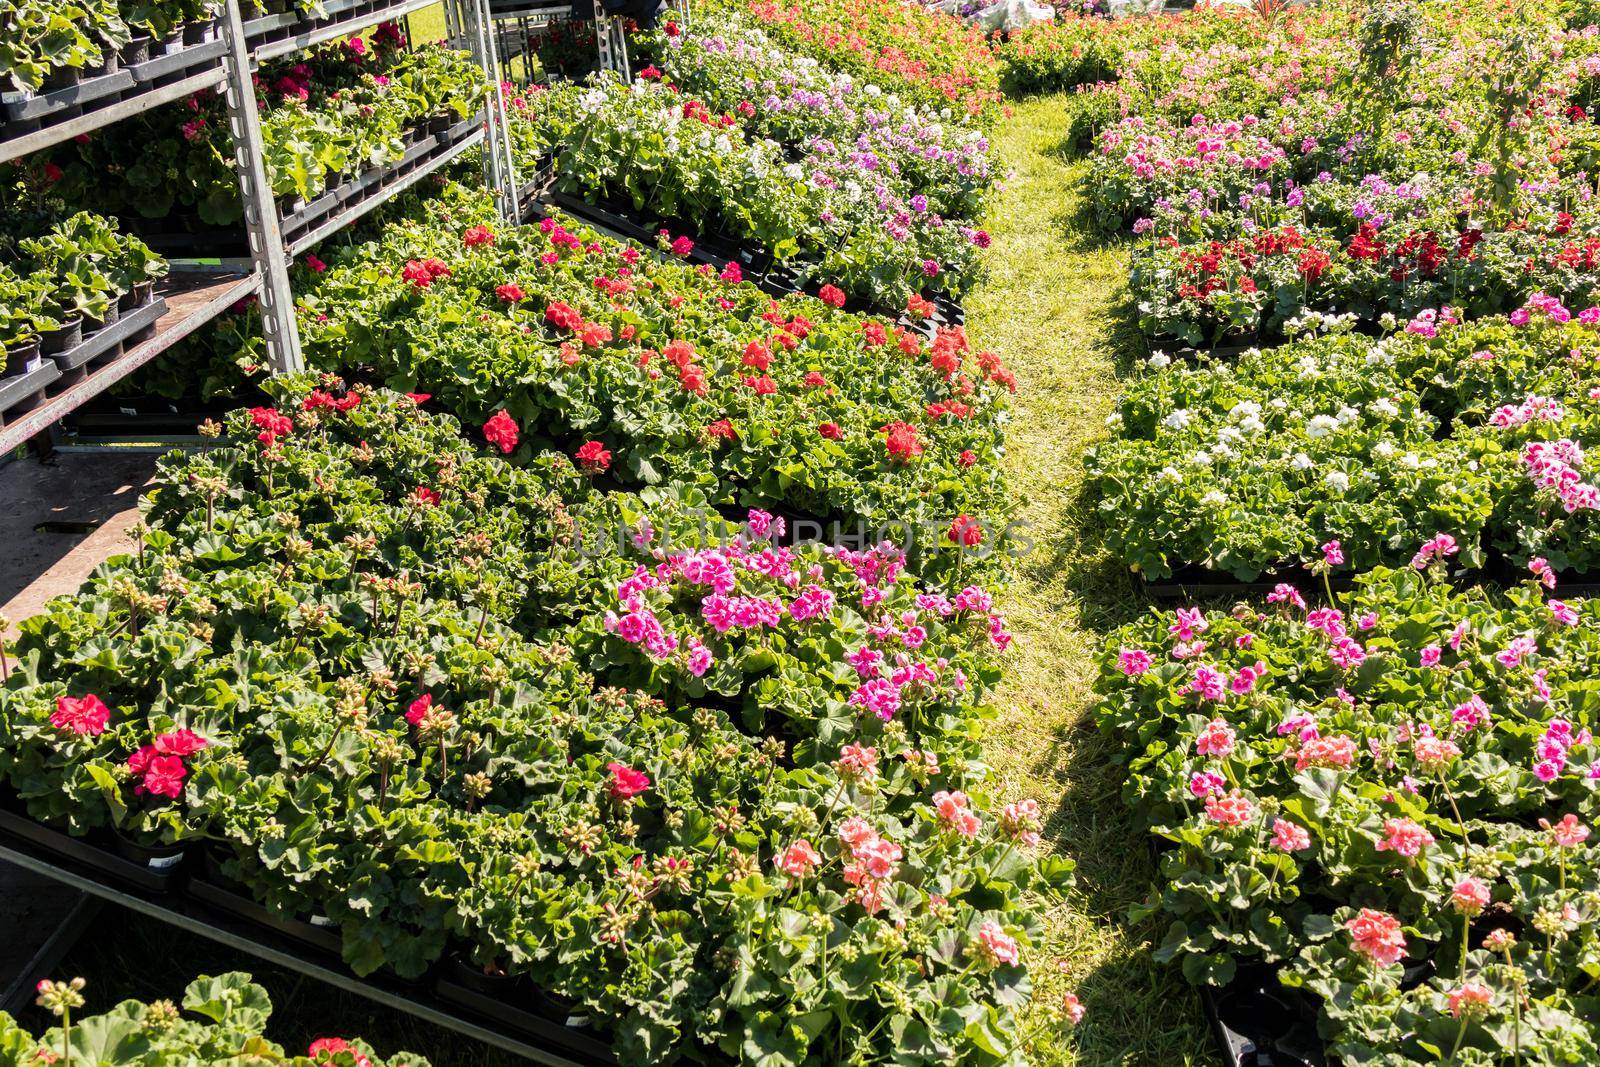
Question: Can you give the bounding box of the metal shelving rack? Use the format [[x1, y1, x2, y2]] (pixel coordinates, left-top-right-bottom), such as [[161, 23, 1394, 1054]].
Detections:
[[0, 0, 518, 455], [0, 832, 615, 1066]]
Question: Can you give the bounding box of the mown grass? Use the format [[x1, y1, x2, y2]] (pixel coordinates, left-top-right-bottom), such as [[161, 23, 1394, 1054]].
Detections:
[[13, 82, 1215, 1067], [967, 93, 1215, 1066]]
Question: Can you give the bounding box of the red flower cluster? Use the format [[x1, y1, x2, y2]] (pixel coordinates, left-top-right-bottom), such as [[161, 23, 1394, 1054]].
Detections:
[[882, 420, 924, 462], [401, 258, 451, 289], [948, 513, 983, 546], [127, 729, 208, 798], [302, 389, 361, 413], [483, 409, 519, 454], [576, 440, 612, 473], [545, 300, 583, 330], [50, 694, 111, 736], [495, 282, 526, 303], [606, 761, 651, 799], [463, 224, 496, 247], [818, 284, 847, 308], [249, 406, 294, 445], [309, 1038, 373, 1067]]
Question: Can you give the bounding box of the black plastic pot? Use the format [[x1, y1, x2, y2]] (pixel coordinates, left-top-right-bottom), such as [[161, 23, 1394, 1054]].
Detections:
[[86, 302, 120, 332], [151, 31, 184, 58], [121, 35, 153, 66], [42, 65, 82, 92], [426, 112, 453, 137], [0, 790, 180, 894], [93, 50, 120, 77], [5, 338, 41, 376], [1201, 962, 1327, 1067], [134, 280, 156, 308], [109, 829, 188, 875], [442, 955, 516, 995], [532, 988, 593, 1029], [39, 318, 83, 355], [182, 18, 215, 45]]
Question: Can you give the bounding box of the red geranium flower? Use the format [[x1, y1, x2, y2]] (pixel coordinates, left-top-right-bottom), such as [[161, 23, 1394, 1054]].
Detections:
[[545, 301, 583, 330], [575, 441, 612, 474], [309, 1038, 373, 1067], [495, 282, 525, 303], [413, 486, 441, 507], [948, 514, 984, 547], [405, 694, 433, 726], [818, 422, 842, 439], [51, 694, 111, 736], [463, 224, 495, 247], [818, 284, 846, 308], [882, 421, 923, 462], [483, 409, 519, 454], [606, 762, 651, 799]]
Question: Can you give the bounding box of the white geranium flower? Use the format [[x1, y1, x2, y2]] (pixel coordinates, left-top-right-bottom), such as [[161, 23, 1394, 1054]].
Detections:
[[1324, 470, 1350, 492], [1306, 414, 1338, 439], [1163, 409, 1193, 431], [1290, 452, 1314, 470]]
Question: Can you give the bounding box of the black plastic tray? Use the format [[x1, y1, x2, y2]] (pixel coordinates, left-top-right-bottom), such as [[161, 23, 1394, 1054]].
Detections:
[[0, 801, 185, 893], [0, 362, 62, 422], [45, 296, 166, 373]]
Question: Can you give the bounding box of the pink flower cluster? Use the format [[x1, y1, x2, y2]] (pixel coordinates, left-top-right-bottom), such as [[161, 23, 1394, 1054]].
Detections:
[[838, 816, 903, 914], [1410, 531, 1459, 570], [50, 694, 111, 736], [1522, 439, 1600, 513], [1488, 394, 1565, 428], [933, 789, 982, 837], [127, 729, 208, 798], [1346, 907, 1406, 966], [1533, 718, 1594, 783]]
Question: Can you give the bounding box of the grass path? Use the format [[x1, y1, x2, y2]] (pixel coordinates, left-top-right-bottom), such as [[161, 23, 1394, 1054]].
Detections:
[[966, 93, 1215, 1066]]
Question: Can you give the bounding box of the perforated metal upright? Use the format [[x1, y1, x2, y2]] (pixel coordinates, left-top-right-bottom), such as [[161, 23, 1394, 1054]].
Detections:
[[595, 8, 630, 78], [453, 0, 524, 223], [219, 0, 304, 373]]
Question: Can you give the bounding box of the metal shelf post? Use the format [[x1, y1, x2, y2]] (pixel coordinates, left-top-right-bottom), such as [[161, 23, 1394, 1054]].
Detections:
[[596, 11, 630, 78], [219, 0, 304, 374], [458, 0, 523, 224]]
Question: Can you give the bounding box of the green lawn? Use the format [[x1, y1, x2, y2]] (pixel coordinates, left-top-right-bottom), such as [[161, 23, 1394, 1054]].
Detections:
[[969, 92, 1214, 1066]]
